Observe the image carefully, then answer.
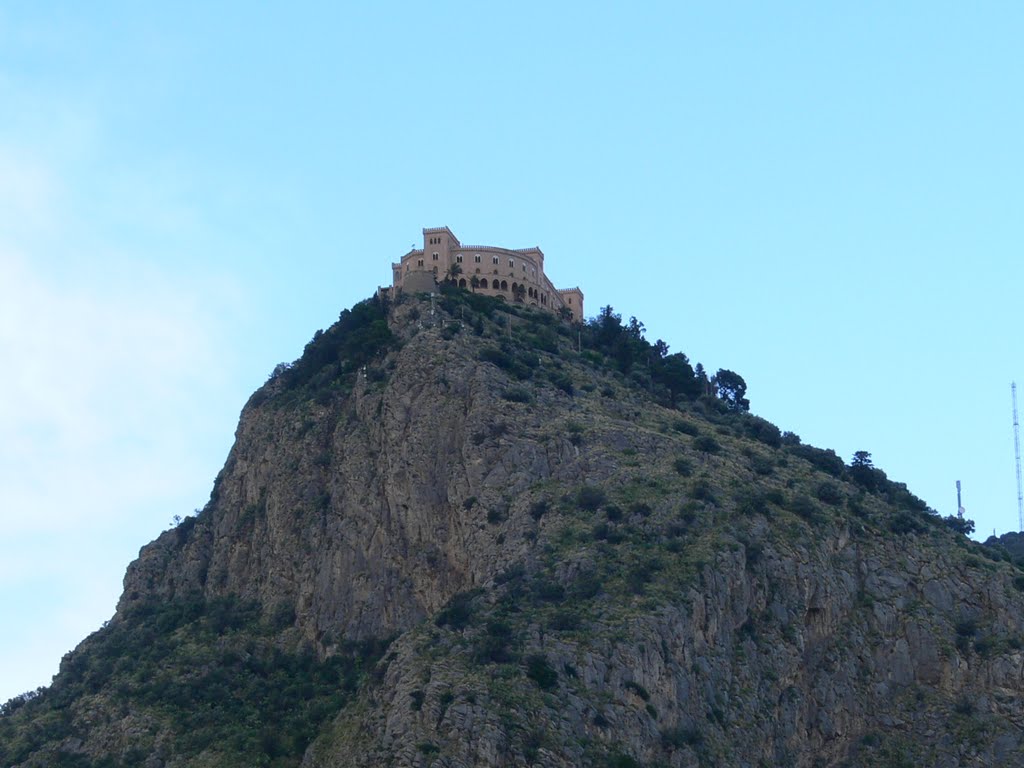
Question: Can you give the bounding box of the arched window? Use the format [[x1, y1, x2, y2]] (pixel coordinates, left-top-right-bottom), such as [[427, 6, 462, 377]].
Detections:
[[459, 278, 466, 288], [512, 282, 518, 292], [479, 278, 488, 288], [500, 280, 508, 291]]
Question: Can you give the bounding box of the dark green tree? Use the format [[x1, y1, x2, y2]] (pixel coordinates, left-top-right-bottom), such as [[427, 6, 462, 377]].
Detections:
[[657, 353, 699, 406], [713, 369, 749, 411], [626, 316, 645, 340], [594, 306, 623, 346], [849, 451, 879, 489], [852, 450, 873, 468], [694, 363, 712, 397], [943, 515, 975, 535]]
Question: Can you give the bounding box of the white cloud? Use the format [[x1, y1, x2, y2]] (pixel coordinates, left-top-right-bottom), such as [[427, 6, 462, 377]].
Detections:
[[0, 147, 248, 702], [0, 246, 230, 531]]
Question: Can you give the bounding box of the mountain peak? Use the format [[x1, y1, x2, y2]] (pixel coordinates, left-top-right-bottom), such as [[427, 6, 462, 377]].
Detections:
[[4, 286, 1024, 767]]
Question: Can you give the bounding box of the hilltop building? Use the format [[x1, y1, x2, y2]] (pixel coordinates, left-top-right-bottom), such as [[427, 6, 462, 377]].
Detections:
[[390, 226, 584, 320]]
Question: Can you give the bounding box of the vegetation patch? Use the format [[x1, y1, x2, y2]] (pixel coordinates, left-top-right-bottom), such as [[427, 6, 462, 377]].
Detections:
[[524, 654, 559, 690], [501, 387, 534, 404], [693, 435, 721, 454], [435, 591, 480, 631], [269, 294, 394, 403], [673, 457, 693, 476], [529, 499, 551, 520], [577, 485, 608, 512], [0, 596, 390, 768]]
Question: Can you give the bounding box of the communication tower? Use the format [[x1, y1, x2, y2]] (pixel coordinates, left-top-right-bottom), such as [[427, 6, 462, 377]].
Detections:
[[1014, 382, 1023, 532], [956, 480, 964, 519]]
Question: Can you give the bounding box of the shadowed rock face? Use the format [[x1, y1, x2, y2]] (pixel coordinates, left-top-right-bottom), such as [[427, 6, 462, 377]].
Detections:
[[305, 520, 1024, 768], [6, 291, 1024, 768], [119, 299, 584, 647]]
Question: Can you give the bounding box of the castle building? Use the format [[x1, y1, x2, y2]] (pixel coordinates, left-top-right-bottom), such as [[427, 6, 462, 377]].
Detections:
[[390, 226, 584, 320]]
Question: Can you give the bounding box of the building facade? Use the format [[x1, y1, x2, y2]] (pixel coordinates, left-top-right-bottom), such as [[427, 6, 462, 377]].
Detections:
[[390, 226, 584, 320]]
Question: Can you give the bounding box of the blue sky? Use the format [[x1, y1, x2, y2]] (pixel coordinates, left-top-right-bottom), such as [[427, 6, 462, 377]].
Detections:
[[1, 2, 1021, 702]]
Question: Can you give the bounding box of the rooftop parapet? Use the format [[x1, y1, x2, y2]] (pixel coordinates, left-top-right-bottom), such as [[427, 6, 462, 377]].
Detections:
[[422, 226, 460, 245]]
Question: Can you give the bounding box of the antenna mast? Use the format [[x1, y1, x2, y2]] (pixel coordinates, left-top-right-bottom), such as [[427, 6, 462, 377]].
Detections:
[[1014, 382, 1023, 532]]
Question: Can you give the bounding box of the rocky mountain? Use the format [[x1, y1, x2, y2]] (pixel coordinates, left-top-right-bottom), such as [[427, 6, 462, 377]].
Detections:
[[3, 286, 1024, 768]]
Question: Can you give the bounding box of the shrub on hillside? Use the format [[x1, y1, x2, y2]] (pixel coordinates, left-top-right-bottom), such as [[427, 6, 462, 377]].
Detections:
[[577, 486, 607, 512], [890, 511, 928, 535], [673, 457, 693, 476], [693, 435, 721, 454], [501, 387, 533, 404], [435, 591, 479, 630], [741, 415, 782, 447], [816, 482, 843, 506], [672, 419, 700, 436], [788, 443, 845, 477], [475, 621, 516, 664], [525, 654, 558, 690], [789, 494, 820, 523], [529, 499, 550, 520], [284, 295, 393, 393]]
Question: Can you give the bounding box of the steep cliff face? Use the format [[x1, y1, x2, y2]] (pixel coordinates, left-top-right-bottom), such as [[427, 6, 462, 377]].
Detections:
[[118, 297, 584, 646], [309, 519, 1024, 767], [4, 288, 1024, 768]]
